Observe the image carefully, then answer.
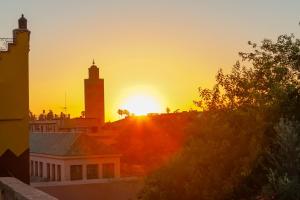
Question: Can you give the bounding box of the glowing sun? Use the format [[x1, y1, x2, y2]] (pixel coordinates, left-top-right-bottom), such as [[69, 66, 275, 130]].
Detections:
[[120, 94, 161, 115]]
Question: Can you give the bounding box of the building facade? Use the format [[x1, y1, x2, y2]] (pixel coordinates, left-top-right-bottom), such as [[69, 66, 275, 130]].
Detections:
[[30, 154, 120, 183], [0, 15, 30, 183], [30, 132, 120, 183]]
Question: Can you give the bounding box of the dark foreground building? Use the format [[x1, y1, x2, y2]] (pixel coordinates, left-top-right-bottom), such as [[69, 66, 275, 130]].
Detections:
[[0, 15, 30, 184]]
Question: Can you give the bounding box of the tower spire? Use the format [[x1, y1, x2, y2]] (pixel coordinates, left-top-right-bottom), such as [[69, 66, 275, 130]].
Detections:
[[88, 59, 99, 79], [18, 14, 27, 29]]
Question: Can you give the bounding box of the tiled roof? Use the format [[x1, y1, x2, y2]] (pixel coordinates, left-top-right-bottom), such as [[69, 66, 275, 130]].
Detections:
[[30, 132, 119, 156]]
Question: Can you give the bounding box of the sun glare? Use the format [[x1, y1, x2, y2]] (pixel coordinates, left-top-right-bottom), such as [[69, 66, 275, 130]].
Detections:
[[120, 94, 161, 115]]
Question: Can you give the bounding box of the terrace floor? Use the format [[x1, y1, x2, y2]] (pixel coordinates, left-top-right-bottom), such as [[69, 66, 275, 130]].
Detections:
[[35, 178, 143, 200]]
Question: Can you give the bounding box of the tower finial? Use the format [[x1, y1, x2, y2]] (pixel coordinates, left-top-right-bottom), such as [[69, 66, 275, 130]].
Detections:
[[18, 14, 27, 29], [92, 59, 95, 65]]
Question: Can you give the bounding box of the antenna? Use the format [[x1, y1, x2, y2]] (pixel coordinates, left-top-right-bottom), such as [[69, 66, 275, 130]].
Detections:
[[63, 91, 67, 113]]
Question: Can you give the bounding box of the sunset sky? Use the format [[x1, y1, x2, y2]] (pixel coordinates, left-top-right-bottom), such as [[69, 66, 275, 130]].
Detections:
[[1, 0, 300, 121]]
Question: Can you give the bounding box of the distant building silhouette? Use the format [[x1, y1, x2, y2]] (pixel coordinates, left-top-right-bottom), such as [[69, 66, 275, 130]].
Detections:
[[84, 61, 105, 125], [0, 15, 30, 183], [28, 62, 118, 185], [29, 61, 106, 133], [29, 115, 100, 133], [30, 132, 120, 183]]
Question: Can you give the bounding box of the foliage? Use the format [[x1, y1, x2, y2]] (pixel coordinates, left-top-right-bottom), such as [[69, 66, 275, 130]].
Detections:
[[195, 34, 300, 118], [139, 110, 266, 200], [166, 107, 171, 114], [31, 110, 69, 120], [117, 109, 131, 118], [139, 34, 300, 200], [261, 119, 300, 200], [110, 112, 198, 176]]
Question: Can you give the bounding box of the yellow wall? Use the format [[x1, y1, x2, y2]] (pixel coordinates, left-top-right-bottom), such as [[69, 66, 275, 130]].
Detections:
[[0, 28, 30, 156]]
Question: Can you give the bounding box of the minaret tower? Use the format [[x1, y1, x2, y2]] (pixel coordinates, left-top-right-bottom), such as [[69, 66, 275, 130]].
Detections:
[[84, 60, 105, 125]]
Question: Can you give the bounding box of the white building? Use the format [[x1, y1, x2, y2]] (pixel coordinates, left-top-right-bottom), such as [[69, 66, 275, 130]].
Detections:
[[30, 132, 121, 183]]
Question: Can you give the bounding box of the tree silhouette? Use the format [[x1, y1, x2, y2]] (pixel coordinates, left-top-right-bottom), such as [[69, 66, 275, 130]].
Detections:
[[46, 110, 54, 120], [117, 109, 131, 118], [139, 33, 300, 200], [117, 109, 124, 118], [166, 107, 170, 114], [123, 109, 130, 117]]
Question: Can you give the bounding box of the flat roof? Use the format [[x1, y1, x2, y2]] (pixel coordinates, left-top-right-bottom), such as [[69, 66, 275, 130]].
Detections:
[[30, 132, 119, 157]]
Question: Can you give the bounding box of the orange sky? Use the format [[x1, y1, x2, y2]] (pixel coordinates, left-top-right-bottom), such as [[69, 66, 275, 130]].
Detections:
[[1, 1, 300, 121]]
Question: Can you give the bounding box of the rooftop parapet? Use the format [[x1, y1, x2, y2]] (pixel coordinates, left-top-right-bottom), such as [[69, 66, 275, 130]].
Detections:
[[0, 177, 57, 200]]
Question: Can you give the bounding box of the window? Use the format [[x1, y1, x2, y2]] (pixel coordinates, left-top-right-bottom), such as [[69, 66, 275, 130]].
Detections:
[[52, 164, 56, 181], [39, 162, 43, 177], [70, 165, 82, 180], [30, 160, 34, 176], [102, 163, 115, 178], [34, 161, 38, 176], [87, 164, 98, 179], [47, 163, 50, 181], [57, 165, 61, 181]]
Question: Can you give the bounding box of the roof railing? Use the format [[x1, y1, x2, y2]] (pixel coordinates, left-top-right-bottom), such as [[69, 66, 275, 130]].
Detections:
[[0, 177, 58, 200]]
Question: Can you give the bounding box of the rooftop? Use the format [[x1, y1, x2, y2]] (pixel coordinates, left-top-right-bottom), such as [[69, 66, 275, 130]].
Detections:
[[30, 132, 119, 157]]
